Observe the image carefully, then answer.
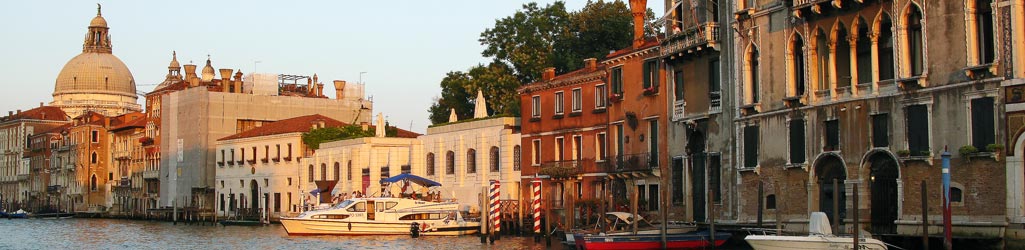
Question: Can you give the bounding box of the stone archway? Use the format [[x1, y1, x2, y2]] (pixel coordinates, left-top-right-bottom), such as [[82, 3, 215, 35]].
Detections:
[[815, 154, 846, 225], [867, 152, 900, 234]]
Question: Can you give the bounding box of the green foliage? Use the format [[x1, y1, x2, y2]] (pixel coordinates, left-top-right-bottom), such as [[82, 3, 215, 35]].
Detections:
[[301, 125, 374, 150], [539, 164, 578, 179], [896, 150, 911, 157], [959, 145, 978, 158], [467, 61, 522, 116], [428, 71, 475, 125], [986, 144, 1004, 152], [479, 2, 572, 84]]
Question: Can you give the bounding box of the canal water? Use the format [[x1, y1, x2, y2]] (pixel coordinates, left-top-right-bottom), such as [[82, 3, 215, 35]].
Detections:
[[0, 218, 751, 250]]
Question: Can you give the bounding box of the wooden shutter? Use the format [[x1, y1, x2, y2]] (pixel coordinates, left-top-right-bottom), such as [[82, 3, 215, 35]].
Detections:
[[789, 120, 806, 164], [971, 97, 995, 149], [744, 126, 759, 168], [872, 114, 889, 148]]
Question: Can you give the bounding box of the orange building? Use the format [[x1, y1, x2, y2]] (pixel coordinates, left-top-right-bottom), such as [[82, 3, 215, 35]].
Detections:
[[518, 59, 609, 228]]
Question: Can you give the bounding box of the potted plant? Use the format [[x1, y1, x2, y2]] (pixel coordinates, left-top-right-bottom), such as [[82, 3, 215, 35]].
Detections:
[[987, 144, 1005, 160], [897, 149, 911, 158], [959, 145, 978, 159], [609, 93, 623, 102], [643, 86, 657, 96]]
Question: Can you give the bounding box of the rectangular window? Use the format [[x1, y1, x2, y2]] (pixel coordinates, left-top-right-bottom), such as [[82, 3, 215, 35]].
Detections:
[[976, 0, 996, 64], [615, 125, 624, 160], [555, 137, 565, 161], [596, 133, 607, 161], [531, 96, 541, 118], [554, 92, 565, 115], [872, 114, 889, 147], [274, 193, 281, 212], [825, 120, 840, 151], [648, 119, 659, 167], [906, 105, 930, 155], [576, 182, 583, 199], [674, 70, 684, 101], [611, 67, 623, 94], [642, 59, 659, 89], [571, 88, 582, 112], [789, 119, 806, 164], [532, 139, 541, 165], [595, 85, 607, 109], [744, 126, 759, 169], [572, 135, 582, 161], [709, 154, 721, 203], [971, 97, 995, 150], [709, 59, 721, 93], [91, 131, 98, 143]]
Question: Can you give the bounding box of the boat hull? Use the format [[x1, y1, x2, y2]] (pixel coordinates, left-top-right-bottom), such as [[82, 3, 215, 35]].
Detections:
[[745, 235, 888, 250], [575, 231, 730, 250], [280, 218, 479, 236]]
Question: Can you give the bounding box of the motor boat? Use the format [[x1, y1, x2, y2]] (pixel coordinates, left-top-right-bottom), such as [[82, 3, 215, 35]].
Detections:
[[744, 212, 888, 250], [573, 230, 731, 250], [280, 173, 480, 236], [564, 212, 695, 245]]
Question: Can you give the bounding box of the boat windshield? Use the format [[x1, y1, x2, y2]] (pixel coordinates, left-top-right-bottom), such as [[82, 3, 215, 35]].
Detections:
[[333, 200, 355, 209]]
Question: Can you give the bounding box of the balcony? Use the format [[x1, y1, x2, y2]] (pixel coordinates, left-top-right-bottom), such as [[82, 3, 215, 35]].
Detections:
[[662, 22, 719, 58], [143, 170, 159, 180], [609, 153, 659, 178], [672, 101, 686, 121], [539, 160, 580, 179]]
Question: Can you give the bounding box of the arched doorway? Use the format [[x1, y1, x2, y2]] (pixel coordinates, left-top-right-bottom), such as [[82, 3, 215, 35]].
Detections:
[[250, 180, 259, 214], [687, 130, 706, 222], [869, 153, 899, 234], [815, 155, 846, 225]]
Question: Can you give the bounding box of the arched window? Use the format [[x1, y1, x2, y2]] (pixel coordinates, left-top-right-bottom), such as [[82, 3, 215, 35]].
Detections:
[[878, 14, 895, 81], [308, 165, 314, 181], [745, 46, 760, 104], [320, 163, 327, 181], [950, 187, 963, 203], [90, 174, 97, 191], [834, 23, 852, 88], [855, 19, 873, 85], [766, 194, 777, 209], [513, 145, 522, 171], [815, 29, 831, 92], [490, 146, 500, 172], [426, 153, 436, 176], [346, 161, 352, 180], [333, 162, 340, 181], [790, 34, 806, 96], [91, 152, 98, 164], [467, 149, 477, 174], [906, 5, 925, 76], [446, 151, 455, 175]]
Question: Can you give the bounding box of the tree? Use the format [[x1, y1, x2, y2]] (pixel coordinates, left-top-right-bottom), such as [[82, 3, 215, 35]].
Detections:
[[479, 2, 573, 84], [466, 60, 521, 116], [427, 71, 474, 125], [559, 0, 633, 70]]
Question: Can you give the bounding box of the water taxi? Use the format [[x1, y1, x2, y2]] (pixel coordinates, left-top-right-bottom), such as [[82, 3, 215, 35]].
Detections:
[[280, 174, 480, 236]]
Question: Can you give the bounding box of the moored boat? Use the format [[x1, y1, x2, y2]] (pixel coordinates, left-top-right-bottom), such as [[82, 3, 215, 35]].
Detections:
[[574, 230, 731, 250], [280, 173, 479, 236], [744, 212, 888, 250]]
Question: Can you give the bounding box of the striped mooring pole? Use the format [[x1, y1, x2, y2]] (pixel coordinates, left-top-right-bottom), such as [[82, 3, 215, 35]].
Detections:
[[489, 180, 501, 240], [532, 178, 542, 241]]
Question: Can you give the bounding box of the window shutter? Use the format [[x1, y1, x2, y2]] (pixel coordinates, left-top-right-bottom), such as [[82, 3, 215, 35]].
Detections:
[[971, 97, 995, 149], [643, 61, 652, 88], [744, 126, 759, 168], [789, 120, 806, 164], [872, 114, 889, 147]]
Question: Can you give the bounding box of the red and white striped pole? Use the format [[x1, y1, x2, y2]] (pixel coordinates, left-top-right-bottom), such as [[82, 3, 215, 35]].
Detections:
[[489, 180, 501, 239], [532, 178, 542, 237]]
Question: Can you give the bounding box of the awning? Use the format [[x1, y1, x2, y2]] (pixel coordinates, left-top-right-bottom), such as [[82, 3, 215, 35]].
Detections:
[[379, 173, 442, 187]]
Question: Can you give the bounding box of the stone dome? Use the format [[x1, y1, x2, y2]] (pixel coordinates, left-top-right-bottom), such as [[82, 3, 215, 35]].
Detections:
[[53, 52, 136, 97], [89, 16, 107, 27]]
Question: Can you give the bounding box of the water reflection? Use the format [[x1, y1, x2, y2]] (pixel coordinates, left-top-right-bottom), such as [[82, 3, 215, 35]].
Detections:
[[0, 219, 751, 250]]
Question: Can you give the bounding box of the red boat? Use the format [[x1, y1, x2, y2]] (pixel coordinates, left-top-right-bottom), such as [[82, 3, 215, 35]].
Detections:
[[574, 231, 731, 250]]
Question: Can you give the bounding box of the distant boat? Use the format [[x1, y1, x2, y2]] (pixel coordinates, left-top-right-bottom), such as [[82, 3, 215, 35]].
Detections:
[[744, 212, 888, 250], [34, 212, 75, 219], [564, 212, 696, 245], [573, 230, 731, 250], [8, 210, 28, 219]]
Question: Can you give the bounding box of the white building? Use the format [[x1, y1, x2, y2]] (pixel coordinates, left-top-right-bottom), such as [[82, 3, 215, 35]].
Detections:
[[214, 114, 345, 220]]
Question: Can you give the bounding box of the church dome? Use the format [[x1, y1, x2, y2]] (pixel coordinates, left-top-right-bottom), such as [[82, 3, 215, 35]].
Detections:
[[53, 52, 136, 97], [201, 58, 215, 82], [89, 15, 107, 27]]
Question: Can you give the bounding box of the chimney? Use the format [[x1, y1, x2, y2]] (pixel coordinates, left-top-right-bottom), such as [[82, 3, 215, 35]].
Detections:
[[219, 69, 233, 93], [39, 102, 43, 107], [234, 70, 244, 93], [333, 80, 347, 99], [317, 84, 324, 97], [542, 67, 556, 81], [184, 64, 198, 81], [8, 111, 12, 116], [584, 58, 597, 71], [629, 0, 648, 48], [17, 110, 21, 114]]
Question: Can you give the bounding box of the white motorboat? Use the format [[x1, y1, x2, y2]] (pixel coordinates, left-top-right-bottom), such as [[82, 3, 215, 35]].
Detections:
[[280, 173, 480, 236], [564, 212, 696, 245], [744, 212, 888, 250]]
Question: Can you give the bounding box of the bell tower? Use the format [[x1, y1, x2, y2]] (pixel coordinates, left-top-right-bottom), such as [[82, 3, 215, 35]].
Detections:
[[83, 4, 112, 53]]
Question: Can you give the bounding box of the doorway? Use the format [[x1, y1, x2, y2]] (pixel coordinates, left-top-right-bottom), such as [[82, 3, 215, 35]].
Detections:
[[869, 153, 899, 234], [688, 130, 706, 222], [816, 155, 846, 225]]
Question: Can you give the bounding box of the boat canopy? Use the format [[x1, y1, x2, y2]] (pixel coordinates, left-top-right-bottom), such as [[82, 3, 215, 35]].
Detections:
[[809, 212, 833, 236], [379, 173, 442, 187], [606, 212, 643, 224]]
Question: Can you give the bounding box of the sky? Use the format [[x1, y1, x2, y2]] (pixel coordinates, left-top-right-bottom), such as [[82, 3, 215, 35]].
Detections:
[[0, 0, 664, 133]]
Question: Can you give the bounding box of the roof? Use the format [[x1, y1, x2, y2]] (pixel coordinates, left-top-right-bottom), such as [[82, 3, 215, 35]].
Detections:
[[110, 115, 147, 131], [604, 37, 661, 59], [218, 114, 347, 141], [518, 66, 605, 94], [377, 125, 421, 138], [36, 123, 73, 135], [2, 106, 69, 122]]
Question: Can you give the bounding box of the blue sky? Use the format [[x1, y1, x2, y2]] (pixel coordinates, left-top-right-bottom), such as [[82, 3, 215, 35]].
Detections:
[[0, 1, 664, 133]]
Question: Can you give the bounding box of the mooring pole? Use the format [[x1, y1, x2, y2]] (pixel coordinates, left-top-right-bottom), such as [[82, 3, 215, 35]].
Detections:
[[480, 187, 487, 244], [942, 148, 952, 250], [853, 183, 859, 250], [922, 181, 929, 249], [833, 179, 840, 234], [757, 181, 764, 227], [709, 189, 716, 250]]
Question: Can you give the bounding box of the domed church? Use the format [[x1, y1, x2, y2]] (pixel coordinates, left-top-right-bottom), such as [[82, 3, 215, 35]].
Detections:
[[50, 4, 140, 118]]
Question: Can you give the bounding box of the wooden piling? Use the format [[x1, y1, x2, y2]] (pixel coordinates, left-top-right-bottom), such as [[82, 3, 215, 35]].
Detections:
[[631, 183, 639, 234], [709, 189, 716, 250], [853, 183, 859, 250], [832, 179, 839, 234], [922, 181, 929, 249], [757, 181, 763, 227]]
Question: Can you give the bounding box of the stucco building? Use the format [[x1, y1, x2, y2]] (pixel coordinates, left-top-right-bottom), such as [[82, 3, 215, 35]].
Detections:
[[0, 106, 69, 211]]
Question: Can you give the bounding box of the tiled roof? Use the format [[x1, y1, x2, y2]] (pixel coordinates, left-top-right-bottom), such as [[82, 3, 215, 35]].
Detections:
[[218, 114, 348, 141], [37, 123, 73, 134], [2, 106, 69, 122], [378, 126, 421, 138], [110, 115, 147, 131], [604, 37, 661, 59]]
